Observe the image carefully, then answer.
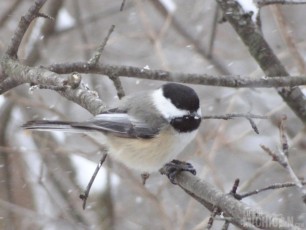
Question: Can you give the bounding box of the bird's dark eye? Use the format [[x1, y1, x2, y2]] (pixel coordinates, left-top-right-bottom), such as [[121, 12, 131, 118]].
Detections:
[[170, 115, 201, 133]]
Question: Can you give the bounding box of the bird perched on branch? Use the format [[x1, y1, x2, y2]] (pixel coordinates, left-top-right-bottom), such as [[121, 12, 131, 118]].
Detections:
[[23, 83, 202, 182]]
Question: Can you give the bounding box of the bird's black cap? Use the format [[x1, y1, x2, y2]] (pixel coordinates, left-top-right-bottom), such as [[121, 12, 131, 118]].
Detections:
[[162, 83, 200, 112]]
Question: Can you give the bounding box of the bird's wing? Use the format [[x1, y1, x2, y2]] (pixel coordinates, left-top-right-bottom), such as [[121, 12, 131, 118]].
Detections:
[[71, 113, 159, 139], [22, 109, 160, 139]]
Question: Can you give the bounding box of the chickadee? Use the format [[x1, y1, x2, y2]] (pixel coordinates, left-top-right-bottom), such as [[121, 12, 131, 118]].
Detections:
[[22, 83, 202, 173]]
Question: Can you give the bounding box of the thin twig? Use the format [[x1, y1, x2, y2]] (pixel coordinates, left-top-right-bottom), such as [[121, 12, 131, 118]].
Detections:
[[52, 3, 134, 36], [261, 144, 303, 188], [269, 116, 302, 187], [6, 0, 47, 58], [88, 25, 115, 65], [120, 0, 126, 11], [260, 117, 305, 194], [36, 12, 54, 20], [260, 144, 287, 167], [150, 0, 230, 75], [79, 153, 108, 210], [246, 117, 259, 134], [202, 113, 268, 120], [202, 113, 267, 134], [87, 24, 122, 99], [238, 181, 306, 199], [229, 178, 240, 197], [207, 3, 219, 58], [279, 115, 289, 157], [258, 0, 306, 7], [22, 0, 63, 67], [271, 5, 306, 74], [109, 74, 125, 99], [206, 206, 221, 229]]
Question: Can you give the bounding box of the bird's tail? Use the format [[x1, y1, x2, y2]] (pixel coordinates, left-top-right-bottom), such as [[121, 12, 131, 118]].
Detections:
[[22, 120, 82, 132]]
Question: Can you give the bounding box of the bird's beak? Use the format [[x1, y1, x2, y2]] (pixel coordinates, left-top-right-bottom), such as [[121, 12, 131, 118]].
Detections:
[[191, 111, 201, 120]]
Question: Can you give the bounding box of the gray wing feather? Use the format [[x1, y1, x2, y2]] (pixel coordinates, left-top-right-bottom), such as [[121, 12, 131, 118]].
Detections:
[[74, 113, 159, 138]]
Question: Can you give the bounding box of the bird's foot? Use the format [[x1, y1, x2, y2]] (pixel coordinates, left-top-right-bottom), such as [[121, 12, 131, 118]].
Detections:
[[159, 159, 196, 184]]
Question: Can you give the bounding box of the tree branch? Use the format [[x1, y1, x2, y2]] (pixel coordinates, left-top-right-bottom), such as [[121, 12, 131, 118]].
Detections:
[[5, 0, 47, 59], [88, 25, 115, 65], [46, 62, 306, 88], [150, 0, 230, 75], [165, 172, 302, 229], [217, 0, 306, 123], [1, 56, 106, 115]]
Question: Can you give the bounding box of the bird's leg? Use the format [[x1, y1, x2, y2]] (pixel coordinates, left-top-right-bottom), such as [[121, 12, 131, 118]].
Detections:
[[159, 159, 196, 184]]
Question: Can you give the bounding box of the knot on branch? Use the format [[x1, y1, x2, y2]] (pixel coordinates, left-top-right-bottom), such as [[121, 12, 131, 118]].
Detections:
[[29, 73, 82, 92]]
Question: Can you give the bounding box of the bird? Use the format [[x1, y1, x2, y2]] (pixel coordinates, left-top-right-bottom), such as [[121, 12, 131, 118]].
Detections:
[[22, 83, 202, 176]]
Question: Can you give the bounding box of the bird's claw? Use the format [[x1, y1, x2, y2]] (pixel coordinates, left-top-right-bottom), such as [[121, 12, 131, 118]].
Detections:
[[159, 159, 196, 184]]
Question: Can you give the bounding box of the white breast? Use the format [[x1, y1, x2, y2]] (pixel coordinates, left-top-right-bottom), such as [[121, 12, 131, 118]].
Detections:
[[104, 127, 198, 172]]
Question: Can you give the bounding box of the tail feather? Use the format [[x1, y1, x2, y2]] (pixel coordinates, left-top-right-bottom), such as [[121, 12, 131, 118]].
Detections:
[[22, 120, 79, 132]]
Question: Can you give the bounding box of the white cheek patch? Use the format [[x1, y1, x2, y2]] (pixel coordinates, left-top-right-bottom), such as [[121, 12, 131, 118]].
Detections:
[[151, 88, 189, 119]]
